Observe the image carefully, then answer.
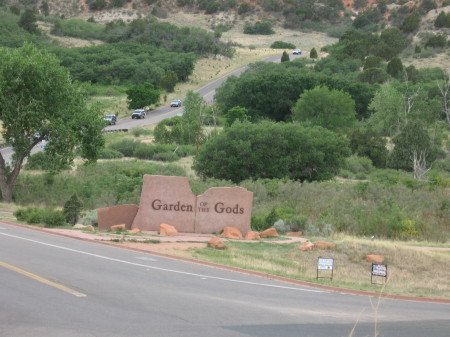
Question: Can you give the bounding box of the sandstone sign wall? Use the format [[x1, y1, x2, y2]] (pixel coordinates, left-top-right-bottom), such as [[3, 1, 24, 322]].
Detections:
[[99, 175, 253, 235], [132, 175, 196, 232]]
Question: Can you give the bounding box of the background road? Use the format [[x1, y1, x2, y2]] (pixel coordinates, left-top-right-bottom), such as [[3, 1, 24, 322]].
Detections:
[[1, 223, 449, 337]]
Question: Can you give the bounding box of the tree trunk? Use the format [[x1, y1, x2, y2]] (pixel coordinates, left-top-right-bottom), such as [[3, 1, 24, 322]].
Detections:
[[0, 182, 14, 203]]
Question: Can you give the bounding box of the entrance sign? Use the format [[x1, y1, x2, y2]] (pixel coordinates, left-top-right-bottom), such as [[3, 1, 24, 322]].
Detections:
[[317, 257, 334, 280], [130, 175, 253, 234], [371, 263, 387, 284]]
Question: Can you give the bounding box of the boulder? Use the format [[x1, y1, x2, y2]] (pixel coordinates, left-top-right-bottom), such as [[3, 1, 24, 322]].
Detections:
[[260, 228, 279, 238], [110, 224, 126, 231], [299, 242, 314, 251], [221, 226, 243, 239], [287, 231, 303, 236], [366, 254, 385, 264], [73, 224, 95, 232], [314, 241, 336, 249], [159, 223, 178, 236], [128, 228, 141, 234], [208, 236, 226, 249], [245, 231, 261, 240]]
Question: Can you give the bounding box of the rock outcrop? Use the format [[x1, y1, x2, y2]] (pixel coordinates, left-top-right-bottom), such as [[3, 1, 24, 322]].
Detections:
[[245, 231, 261, 240], [221, 226, 243, 239], [260, 228, 279, 238], [208, 236, 226, 249], [159, 223, 178, 236], [299, 242, 314, 251]]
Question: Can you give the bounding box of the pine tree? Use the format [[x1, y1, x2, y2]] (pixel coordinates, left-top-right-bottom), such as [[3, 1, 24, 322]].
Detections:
[[281, 51, 290, 62], [310, 47, 318, 59]]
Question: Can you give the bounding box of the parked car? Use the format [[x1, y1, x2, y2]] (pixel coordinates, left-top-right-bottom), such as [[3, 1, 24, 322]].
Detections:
[[293, 49, 302, 55], [131, 109, 146, 119], [104, 114, 117, 125], [170, 99, 182, 107]]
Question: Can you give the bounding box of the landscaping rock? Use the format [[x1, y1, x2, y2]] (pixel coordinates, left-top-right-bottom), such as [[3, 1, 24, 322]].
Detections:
[[245, 231, 261, 240], [221, 226, 243, 239], [314, 241, 336, 249], [366, 254, 385, 264], [287, 231, 303, 236], [73, 224, 95, 232], [208, 236, 226, 249], [110, 224, 126, 231], [128, 228, 141, 234], [159, 223, 178, 236], [299, 242, 314, 251], [260, 228, 279, 238]]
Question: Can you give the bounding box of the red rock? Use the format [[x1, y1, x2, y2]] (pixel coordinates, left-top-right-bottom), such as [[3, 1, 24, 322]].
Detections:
[[128, 228, 141, 234], [287, 231, 303, 236], [366, 255, 384, 264], [245, 231, 261, 240], [314, 241, 336, 249], [159, 223, 178, 236], [221, 226, 243, 239], [208, 236, 226, 249], [299, 242, 314, 251], [260, 228, 279, 238], [98, 204, 138, 231], [110, 224, 126, 231]]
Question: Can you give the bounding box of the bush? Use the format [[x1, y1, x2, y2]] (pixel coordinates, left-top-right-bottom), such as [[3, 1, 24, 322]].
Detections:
[[270, 41, 296, 49], [63, 194, 83, 225], [343, 155, 375, 175], [98, 148, 124, 159], [79, 209, 98, 227], [25, 151, 71, 170], [243, 22, 274, 35], [14, 207, 66, 227], [132, 128, 153, 137], [109, 139, 140, 156]]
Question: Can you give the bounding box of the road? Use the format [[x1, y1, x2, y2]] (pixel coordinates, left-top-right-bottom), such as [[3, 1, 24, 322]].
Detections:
[[1, 223, 449, 337]]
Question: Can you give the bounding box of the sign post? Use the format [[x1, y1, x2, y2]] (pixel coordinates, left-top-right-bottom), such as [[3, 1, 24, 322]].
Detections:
[[317, 257, 334, 281], [371, 263, 387, 284]]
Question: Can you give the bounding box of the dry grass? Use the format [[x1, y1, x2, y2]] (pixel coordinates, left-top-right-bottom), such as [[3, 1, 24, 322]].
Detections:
[[189, 235, 450, 299]]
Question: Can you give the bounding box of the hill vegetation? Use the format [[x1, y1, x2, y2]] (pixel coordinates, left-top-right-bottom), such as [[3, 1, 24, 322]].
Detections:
[[0, 0, 449, 246]]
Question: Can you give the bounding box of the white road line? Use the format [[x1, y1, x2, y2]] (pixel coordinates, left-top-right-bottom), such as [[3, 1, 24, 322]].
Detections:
[[0, 231, 326, 293]]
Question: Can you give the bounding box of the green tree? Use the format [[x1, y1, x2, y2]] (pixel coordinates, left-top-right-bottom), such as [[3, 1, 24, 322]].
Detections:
[[434, 11, 449, 28], [160, 70, 178, 93], [40, 1, 50, 16], [281, 51, 290, 62], [310, 47, 318, 59], [292, 86, 357, 133], [19, 9, 38, 34], [401, 13, 421, 33], [0, 44, 105, 202], [379, 28, 408, 60], [387, 121, 437, 177], [126, 83, 160, 109], [193, 121, 350, 183], [357, 67, 389, 84], [386, 57, 404, 79], [348, 128, 388, 168], [63, 194, 83, 225], [363, 56, 382, 70], [225, 106, 250, 126]]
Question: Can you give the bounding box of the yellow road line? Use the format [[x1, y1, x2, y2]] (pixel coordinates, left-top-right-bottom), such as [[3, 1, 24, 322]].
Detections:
[[0, 261, 86, 297]]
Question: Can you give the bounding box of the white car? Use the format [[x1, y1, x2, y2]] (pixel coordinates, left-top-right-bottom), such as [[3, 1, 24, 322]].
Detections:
[[170, 99, 182, 107], [293, 49, 302, 55]]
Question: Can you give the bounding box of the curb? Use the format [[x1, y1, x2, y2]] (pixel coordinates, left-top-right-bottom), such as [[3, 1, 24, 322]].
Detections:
[[2, 220, 450, 304]]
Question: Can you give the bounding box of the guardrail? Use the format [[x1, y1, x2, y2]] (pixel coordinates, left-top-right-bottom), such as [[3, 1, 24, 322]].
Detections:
[[102, 129, 129, 134]]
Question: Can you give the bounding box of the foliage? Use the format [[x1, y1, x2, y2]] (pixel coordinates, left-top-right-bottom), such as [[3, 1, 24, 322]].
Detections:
[[14, 207, 66, 227], [63, 194, 83, 225], [434, 11, 450, 29], [292, 85, 357, 133], [225, 106, 250, 127], [270, 41, 296, 49], [126, 82, 160, 109], [309, 47, 318, 59], [401, 13, 421, 33], [215, 62, 376, 121], [160, 70, 178, 93], [18, 8, 38, 34], [348, 128, 388, 168], [25, 151, 71, 170], [193, 121, 351, 183], [0, 44, 105, 202], [424, 34, 448, 49], [388, 121, 437, 171], [243, 22, 274, 35], [98, 147, 124, 159], [386, 57, 403, 79], [357, 67, 389, 84], [280, 51, 289, 62]]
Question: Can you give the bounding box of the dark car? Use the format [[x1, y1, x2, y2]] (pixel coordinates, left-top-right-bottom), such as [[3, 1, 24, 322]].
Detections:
[[170, 99, 182, 107], [104, 114, 117, 125], [131, 109, 146, 119]]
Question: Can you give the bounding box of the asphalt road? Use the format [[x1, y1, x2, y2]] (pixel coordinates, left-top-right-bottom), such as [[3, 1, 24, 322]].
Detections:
[[1, 223, 449, 337]]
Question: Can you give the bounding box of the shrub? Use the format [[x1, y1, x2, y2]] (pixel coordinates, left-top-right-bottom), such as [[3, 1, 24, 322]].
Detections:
[[79, 209, 98, 227], [424, 34, 448, 49], [109, 139, 140, 156], [25, 151, 71, 170], [343, 155, 375, 175], [243, 22, 274, 35], [14, 207, 65, 227], [270, 41, 296, 49], [98, 148, 124, 159], [63, 194, 83, 225]]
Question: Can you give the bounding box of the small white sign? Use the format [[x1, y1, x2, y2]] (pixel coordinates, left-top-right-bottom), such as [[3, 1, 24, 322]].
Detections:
[[372, 264, 387, 277], [318, 258, 334, 271]]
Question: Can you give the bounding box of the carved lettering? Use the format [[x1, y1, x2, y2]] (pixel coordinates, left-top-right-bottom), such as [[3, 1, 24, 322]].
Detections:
[[214, 202, 244, 214], [151, 199, 193, 212]]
